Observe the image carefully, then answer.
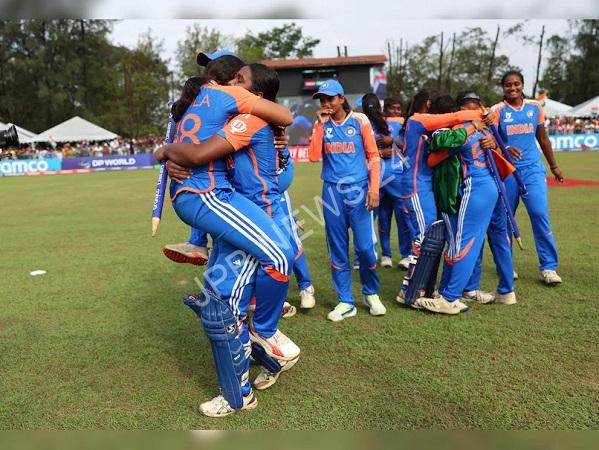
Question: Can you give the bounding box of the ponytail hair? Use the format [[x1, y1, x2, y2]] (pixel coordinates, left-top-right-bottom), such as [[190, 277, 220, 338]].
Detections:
[[406, 89, 436, 119], [248, 63, 279, 102], [205, 55, 246, 86], [342, 98, 352, 114], [430, 94, 458, 114], [361, 93, 389, 136], [171, 55, 246, 122], [172, 76, 204, 122]]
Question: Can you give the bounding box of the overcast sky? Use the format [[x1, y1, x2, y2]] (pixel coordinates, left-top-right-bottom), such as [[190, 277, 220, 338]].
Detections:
[[110, 19, 571, 90], [90, 0, 597, 19]]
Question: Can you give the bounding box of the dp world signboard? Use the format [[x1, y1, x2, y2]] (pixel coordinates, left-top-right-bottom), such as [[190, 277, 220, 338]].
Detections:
[[61, 154, 156, 171], [0, 158, 62, 176]]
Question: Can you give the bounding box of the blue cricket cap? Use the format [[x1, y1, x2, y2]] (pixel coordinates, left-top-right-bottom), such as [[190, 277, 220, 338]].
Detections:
[[196, 49, 236, 67], [312, 79, 344, 99]]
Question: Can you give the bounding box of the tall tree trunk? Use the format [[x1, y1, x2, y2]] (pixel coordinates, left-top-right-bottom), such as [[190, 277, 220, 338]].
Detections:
[[437, 32, 444, 91], [123, 63, 134, 150], [79, 20, 89, 109], [487, 25, 500, 92], [397, 39, 403, 93], [40, 20, 53, 130], [445, 33, 456, 93], [386, 41, 393, 95], [532, 25, 546, 98]]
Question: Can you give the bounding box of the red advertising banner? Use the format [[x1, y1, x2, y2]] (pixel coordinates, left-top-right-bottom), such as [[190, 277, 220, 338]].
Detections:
[[288, 146, 311, 162]]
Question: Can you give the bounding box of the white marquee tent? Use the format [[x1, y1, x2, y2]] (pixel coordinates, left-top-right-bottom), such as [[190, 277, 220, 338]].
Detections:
[[541, 98, 574, 118], [569, 95, 599, 117], [0, 121, 37, 144], [34, 116, 118, 142]]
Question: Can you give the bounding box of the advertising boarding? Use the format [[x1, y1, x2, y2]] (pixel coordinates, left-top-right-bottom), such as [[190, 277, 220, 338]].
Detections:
[[61, 154, 156, 171], [0, 158, 62, 176], [549, 133, 599, 151]]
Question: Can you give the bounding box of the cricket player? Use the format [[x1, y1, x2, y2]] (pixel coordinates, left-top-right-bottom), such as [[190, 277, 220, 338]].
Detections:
[[162, 51, 238, 266], [156, 63, 306, 414], [456, 91, 517, 305], [381, 97, 411, 270], [361, 94, 411, 270], [492, 70, 563, 285], [418, 97, 514, 314], [395, 93, 489, 306], [155, 56, 301, 416], [308, 79, 384, 322]]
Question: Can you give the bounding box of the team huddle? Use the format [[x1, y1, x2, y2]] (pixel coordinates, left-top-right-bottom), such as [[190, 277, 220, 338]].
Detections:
[[153, 50, 564, 418]]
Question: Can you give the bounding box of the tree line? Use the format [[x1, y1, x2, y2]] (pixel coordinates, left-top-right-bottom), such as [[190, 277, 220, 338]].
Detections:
[[0, 20, 596, 140], [385, 20, 599, 108]]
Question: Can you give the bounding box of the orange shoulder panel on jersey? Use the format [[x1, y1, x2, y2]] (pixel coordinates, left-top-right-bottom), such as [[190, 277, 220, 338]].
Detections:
[[207, 84, 261, 114], [525, 99, 546, 124], [221, 114, 268, 151], [490, 102, 506, 126], [354, 112, 377, 141], [412, 110, 483, 131], [352, 112, 370, 126]]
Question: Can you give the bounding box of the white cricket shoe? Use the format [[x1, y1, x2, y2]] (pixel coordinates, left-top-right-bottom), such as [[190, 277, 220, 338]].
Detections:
[[253, 355, 299, 391], [462, 290, 495, 305], [363, 294, 386, 316], [454, 300, 470, 312], [417, 295, 467, 315], [253, 369, 280, 391], [495, 291, 517, 305], [381, 256, 393, 268], [513, 271, 519, 280], [249, 299, 295, 318], [327, 302, 357, 322], [248, 321, 300, 361], [281, 302, 297, 319], [395, 289, 423, 309], [352, 261, 360, 271], [299, 285, 316, 311], [540, 270, 562, 285], [398, 257, 410, 270], [199, 391, 257, 418]]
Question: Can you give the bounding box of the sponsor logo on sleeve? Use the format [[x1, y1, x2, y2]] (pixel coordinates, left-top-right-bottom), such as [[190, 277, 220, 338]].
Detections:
[[229, 119, 248, 134]]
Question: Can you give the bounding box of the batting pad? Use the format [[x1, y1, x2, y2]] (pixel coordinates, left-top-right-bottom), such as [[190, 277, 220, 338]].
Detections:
[[183, 293, 245, 410], [404, 220, 445, 305]]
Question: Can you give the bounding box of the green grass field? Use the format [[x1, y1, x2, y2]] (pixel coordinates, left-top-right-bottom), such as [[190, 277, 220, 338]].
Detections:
[[1, 152, 598, 430]]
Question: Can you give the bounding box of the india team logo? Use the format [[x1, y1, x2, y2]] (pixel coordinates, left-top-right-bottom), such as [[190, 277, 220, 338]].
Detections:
[[229, 119, 247, 134], [527, 110, 534, 119], [321, 82, 329, 89], [345, 126, 356, 137]]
